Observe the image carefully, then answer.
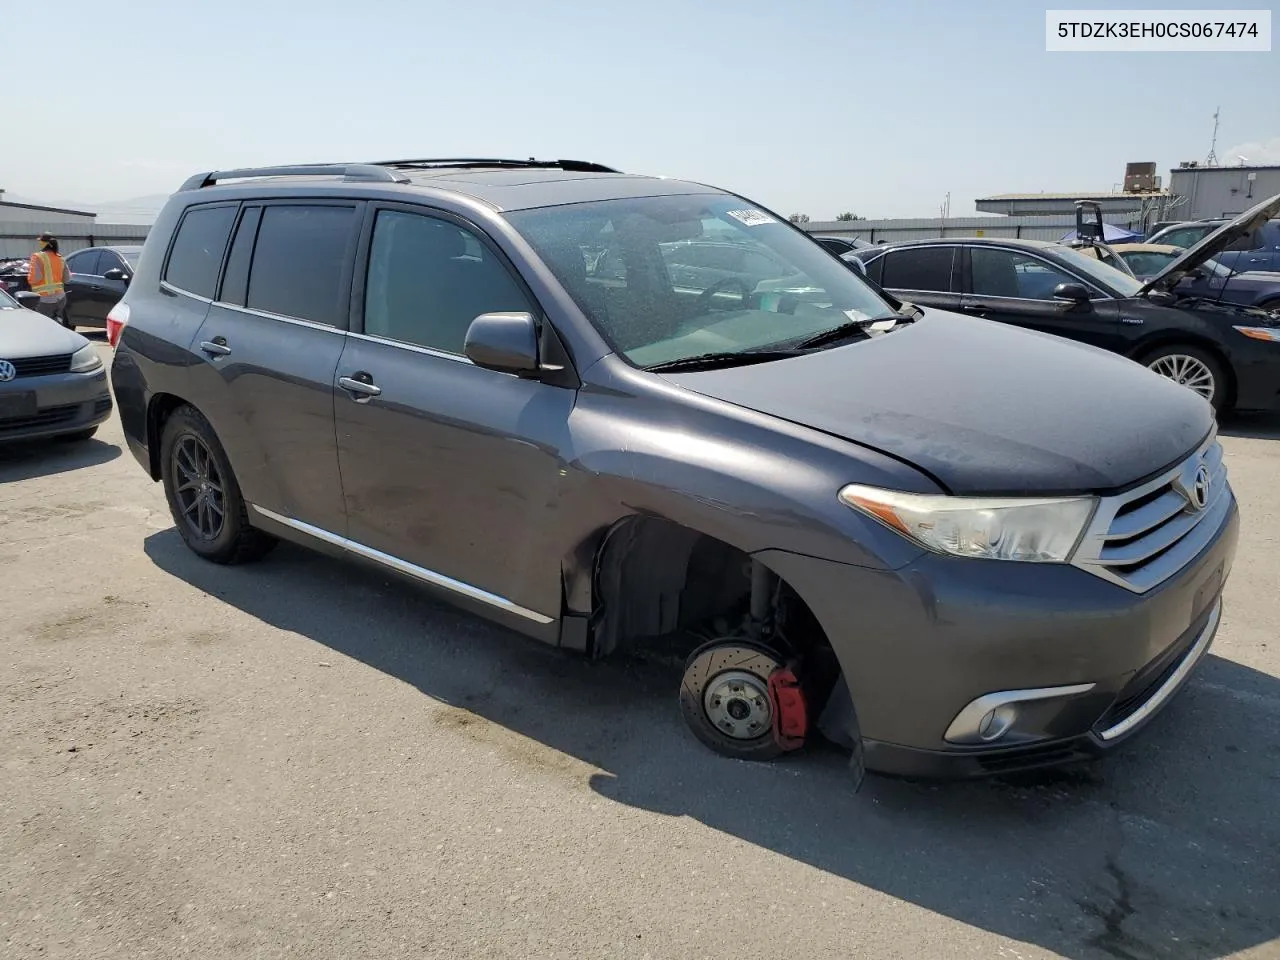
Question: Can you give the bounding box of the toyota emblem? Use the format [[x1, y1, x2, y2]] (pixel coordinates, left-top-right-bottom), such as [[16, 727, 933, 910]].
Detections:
[[1190, 463, 1212, 511], [0, 359, 15, 383]]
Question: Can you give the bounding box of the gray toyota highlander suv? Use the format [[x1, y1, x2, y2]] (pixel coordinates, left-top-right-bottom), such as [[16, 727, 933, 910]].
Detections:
[[109, 159, 1237, 780]]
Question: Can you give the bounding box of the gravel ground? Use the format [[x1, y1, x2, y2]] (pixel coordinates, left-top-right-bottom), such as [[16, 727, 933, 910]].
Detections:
[[2, 341, 1278, 960]]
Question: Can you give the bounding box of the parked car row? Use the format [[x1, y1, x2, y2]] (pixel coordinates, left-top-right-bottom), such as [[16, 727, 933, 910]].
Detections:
[[0, 286, 114, 443], [1148, 217, 1280, 272], [0, 246, 140, 329], [97, 158, 1262, 786], [842, 205, 1280, 413]]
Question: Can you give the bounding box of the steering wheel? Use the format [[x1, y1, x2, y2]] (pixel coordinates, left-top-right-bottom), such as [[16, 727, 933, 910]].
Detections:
[[695, 276, 752, 311]]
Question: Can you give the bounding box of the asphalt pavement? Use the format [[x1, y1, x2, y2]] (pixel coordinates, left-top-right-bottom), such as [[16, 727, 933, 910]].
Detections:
[[2, 341, 1278, 960]]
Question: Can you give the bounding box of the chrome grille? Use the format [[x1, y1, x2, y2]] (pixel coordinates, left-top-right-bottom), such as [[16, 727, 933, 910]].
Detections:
[[1071, 432, 1232, 593]]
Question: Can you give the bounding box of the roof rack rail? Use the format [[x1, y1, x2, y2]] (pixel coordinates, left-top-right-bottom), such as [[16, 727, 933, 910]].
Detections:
[[368, 157, 621, 174], [179, 164, 410, 192]]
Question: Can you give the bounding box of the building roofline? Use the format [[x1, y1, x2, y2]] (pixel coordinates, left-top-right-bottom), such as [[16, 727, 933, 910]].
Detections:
[[1172, 164, 1280, 173], [0, 199, 98, 218], [976, 191, 1168, 202]]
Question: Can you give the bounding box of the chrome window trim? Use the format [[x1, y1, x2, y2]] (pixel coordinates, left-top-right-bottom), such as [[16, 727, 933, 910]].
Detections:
[[247, 504, 554, 624], [210, 300, 345, 334], [1096, 598, 1221, 741], [160, 279, 213, 304], [1070, 429, 1231, 593], [347, 331, 474, 364]]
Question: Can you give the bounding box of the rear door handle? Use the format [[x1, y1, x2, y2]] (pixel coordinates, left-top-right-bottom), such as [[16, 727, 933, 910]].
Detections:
[[339, 374, 382, 401], [959, 301, 990, 313], [199, 339, 231, 357]]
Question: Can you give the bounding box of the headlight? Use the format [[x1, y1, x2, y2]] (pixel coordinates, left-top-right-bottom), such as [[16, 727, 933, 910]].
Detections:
[[1233, 326, 1280, 342], [838, 484, 1097, 562], [69, 343, 103, 373]]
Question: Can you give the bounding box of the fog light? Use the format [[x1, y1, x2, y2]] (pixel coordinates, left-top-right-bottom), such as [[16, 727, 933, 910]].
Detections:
[[978, 704, 1018, 742]]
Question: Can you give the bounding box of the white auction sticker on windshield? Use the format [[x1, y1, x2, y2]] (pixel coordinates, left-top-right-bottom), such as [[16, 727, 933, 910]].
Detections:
[[725, 209, 776, 226]]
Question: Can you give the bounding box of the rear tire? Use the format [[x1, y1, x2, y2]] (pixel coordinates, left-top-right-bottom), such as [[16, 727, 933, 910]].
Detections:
[[1140, 343, 1229, 412], [679, 639, 787, 761], [160, 405, 276, 564]]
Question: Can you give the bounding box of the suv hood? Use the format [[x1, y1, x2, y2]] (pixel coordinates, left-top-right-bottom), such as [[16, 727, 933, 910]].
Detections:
[[662, 311, 1212, 495], [1139, 192, 1280, 296]]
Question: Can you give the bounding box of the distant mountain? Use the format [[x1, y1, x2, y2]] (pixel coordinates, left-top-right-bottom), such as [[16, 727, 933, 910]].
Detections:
[[2, 191, 168, 225], [86, 195, 170, 225]]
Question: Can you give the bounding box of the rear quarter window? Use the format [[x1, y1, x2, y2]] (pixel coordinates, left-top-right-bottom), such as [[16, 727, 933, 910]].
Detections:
[[164, 205, 238, 299], [245, 204, 356, 327], [880, 247, 954, 292]]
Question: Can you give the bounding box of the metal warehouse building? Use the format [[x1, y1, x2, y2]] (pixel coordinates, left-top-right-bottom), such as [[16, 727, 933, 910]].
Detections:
[[1168, 164, 1280, 220]]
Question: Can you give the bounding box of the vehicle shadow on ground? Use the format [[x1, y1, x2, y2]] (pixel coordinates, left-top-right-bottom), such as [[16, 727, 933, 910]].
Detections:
[[144, 531, 1280, 960], [1219, 410, 1280, 440], [0, 437, 120, 482]]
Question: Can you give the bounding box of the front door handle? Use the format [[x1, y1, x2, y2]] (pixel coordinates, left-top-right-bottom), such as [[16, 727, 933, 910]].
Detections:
[[200, 338, 231, 357], [339, 374, 382, 401], [959, 301, 990, 313]]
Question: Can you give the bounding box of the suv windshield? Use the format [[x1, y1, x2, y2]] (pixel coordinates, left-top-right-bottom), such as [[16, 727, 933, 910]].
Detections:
[[1052, 245, 1145, 297], [507, 195, 897, 368]]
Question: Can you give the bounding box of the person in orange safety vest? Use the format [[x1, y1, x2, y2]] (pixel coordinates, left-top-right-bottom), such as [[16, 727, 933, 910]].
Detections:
[[27, 232, 71, 325]]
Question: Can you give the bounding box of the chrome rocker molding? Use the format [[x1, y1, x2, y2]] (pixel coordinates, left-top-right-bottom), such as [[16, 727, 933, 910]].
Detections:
[[247, 504, 555, 625], [1095, 597, 1222, 742], [944, 683, 1097, 744]]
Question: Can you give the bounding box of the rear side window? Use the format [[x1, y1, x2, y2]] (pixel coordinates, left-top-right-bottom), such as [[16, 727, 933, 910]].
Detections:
[[67, 250, 102, 275], [219, 207, 263, 307], [164, 205, 237, 299], [880, 247, 954, 292], [246, 205, 356, 326]]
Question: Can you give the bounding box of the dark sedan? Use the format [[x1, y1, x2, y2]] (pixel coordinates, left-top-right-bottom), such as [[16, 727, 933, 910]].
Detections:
[[0, 287, 113, 442], [63, 245, 141, 330], [850, 195, 1280, 412]]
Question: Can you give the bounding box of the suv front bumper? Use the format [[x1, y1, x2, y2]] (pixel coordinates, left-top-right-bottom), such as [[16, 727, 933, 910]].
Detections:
[[756, 494, 1239, 778]]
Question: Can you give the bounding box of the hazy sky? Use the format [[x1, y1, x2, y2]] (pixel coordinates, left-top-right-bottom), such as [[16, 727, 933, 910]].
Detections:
[[3, 0, 1276, 219]]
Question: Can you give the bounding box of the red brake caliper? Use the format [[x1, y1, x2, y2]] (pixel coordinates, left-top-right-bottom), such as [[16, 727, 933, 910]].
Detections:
[[768, 665, 808, 750]]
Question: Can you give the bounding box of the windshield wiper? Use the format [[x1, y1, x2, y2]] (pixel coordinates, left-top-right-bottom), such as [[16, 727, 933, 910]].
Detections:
[[794, 314, 912, 350], [644, 349, 805, 373]]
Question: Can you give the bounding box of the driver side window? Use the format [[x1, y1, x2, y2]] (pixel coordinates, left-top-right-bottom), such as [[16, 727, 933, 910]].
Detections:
[[364, 210, 534, 355], [970, 249, 1078, 301]]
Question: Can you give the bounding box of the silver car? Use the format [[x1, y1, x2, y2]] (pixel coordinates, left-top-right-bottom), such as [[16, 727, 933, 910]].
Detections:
[[1, 288, 113, 442]]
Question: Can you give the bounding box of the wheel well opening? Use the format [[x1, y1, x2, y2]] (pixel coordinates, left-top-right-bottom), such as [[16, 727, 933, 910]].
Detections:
[[145, 393, 187, 479], [589, 517, 839, 696], [1131, 337, 1236, 403]]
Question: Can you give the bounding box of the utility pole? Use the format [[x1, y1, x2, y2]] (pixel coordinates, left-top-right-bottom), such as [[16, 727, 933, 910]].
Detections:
[[1206, 107, 1220, 167]]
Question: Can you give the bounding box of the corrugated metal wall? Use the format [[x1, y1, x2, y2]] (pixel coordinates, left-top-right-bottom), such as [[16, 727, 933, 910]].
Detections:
[[1168, 167, 1280, 220], [0, 222, 150, 259], [803, 214, 1142, 244]]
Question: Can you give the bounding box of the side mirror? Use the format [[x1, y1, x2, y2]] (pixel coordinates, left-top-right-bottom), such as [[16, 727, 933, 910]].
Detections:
[[1052, 282, 1092, 304], [464, 312, 540, 375], [103, 268, 129, 283], [15, 291, 40, 309]]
